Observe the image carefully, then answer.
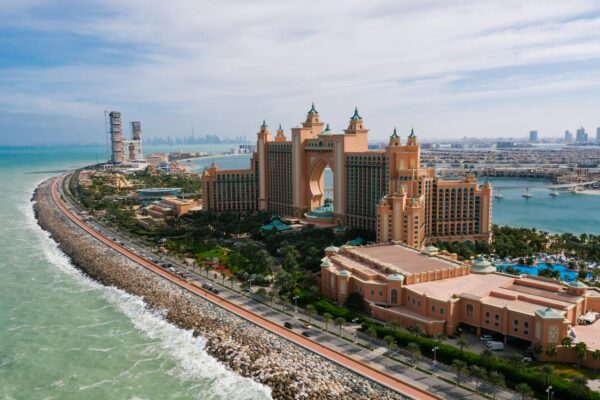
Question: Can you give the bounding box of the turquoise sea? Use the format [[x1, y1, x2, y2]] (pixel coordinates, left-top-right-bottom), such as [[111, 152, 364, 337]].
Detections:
[[0, 145, 270, 400], [1, 145, 598, 399]]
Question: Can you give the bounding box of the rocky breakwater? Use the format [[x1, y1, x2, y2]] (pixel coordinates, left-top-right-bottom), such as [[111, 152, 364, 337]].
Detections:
[[33, 179, 407, 400]]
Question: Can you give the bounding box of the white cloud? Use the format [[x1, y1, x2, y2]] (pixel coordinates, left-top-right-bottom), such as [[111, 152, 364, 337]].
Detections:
[[1, 0, 600, 143]]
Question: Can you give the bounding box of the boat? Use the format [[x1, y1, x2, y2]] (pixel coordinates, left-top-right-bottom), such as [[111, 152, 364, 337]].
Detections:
[[549, 190, 559, 197], [522, 188, 533, 199], [494, 190, 504, 200]]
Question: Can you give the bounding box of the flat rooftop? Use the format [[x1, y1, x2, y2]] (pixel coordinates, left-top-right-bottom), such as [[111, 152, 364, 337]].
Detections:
[[347, 244, 462, 276], [407, 273, 515, 300]]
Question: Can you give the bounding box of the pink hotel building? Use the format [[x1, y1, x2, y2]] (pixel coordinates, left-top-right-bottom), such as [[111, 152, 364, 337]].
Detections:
[[203, 104, 492, 248], [320, 244, 600, 353], [202, 105, 600, 353]]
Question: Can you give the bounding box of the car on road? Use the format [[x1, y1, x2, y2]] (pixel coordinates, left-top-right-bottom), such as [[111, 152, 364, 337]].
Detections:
[[202, 283, 211, 289], [284, 322, 293, 329], [485, 341, 504, 351], [301, 331, 311, 337], [480, 335, 493, 341]]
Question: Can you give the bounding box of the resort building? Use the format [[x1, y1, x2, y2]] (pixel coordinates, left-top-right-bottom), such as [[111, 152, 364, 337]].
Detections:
[[320, 244, 600, 355], [202, 105, 492, 247]]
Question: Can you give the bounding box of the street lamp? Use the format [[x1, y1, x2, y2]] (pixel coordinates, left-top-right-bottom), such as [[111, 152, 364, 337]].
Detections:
[[293, 295, 299, 314], [432, 346, 439, 372], [546, 385, 553, 400]]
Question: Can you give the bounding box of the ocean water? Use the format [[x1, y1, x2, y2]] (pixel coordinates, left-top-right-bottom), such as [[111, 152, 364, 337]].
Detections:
[[190, 156, 600, 235], [0, 145, 270, 400]]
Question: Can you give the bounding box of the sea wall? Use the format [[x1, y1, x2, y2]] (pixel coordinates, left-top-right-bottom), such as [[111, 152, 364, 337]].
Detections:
[[33, 179, 405, 400]]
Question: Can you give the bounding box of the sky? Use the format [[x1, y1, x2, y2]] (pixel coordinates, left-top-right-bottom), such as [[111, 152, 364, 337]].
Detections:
[[1, 0, 600, 145]]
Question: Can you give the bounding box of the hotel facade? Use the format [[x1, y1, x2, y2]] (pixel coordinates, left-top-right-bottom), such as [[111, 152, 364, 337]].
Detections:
[[320, 244, 600, 356], [203, 105, 492, 247]]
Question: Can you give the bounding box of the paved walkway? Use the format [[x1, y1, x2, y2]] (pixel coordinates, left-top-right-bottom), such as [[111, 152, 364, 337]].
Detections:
[[56, 173, 520, 400]]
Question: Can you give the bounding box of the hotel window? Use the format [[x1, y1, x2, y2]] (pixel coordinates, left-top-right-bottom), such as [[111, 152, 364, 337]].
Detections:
[[391, 289, 398, 304], [412, 298, 415, 304], [524, 322, 529, 328], [379, 290, 383, 297], [440, 308, 444, 315], [431, 305, 436, 312], [466, 304, 474, 319], [371, 289, 375, 296]]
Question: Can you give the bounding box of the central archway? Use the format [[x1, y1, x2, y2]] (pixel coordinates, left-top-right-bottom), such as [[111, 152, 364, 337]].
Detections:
[[308, 159, 331, 210]]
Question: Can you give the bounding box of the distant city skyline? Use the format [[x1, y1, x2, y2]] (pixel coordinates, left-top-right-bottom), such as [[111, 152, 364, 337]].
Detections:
[[2, 1, 600, 145]]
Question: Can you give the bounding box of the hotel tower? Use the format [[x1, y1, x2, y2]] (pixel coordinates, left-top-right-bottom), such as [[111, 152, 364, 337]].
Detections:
[[202, 105, 492, 247]]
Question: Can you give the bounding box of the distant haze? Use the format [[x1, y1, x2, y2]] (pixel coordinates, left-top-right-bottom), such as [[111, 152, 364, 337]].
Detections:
[[1, 1, 600, 145]]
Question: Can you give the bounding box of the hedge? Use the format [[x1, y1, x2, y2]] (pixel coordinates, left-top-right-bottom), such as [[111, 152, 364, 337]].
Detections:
[[362, 321, 599, 400]]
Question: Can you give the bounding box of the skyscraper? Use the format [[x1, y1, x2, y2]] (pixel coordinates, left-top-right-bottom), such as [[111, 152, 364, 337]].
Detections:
[[576, 127, 588, 144], [564, 130, 573, 143], [109, 111, 124, 164], [596, 127, 600, 144], [529, 130, 538, 143]]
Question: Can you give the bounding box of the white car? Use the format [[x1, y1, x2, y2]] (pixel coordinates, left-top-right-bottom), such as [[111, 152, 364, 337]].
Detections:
[[486, 341, 504, 351]]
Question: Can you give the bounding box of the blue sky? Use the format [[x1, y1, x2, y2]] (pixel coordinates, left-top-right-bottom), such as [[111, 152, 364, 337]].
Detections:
[[1, 0, 600, 145]]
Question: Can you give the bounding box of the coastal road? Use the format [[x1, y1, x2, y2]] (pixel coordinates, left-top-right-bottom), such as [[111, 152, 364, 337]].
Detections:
[[49, 176, 442, 400]]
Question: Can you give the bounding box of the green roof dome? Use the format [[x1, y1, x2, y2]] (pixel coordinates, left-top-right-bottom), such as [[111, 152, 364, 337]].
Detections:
[[351, 107, 361, 120], [568, 280, 588, 289], [470, 256, 496, 274], [388, 274, 405, 282], [536, 306, 564, 320]]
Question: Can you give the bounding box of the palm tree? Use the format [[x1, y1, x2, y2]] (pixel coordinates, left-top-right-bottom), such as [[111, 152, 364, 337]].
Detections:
[[267, 290, 276, 308], [515, 382, 534, 400], [487, 371, 505, 400], [323, 312, 333, 332], [592, 349, 600, 374], [545, 344, 558, 362], [434, 332, 446, 344], [575, 341, 588, 368], [452, 359, 466, 385], [469, 365, 486, 393], [334, 317, 346, 336], [480, 348, 496, 366], [383, 335, 396, 353], [571, 373, 589, 397], [539, 364, 555, 386], [507, 353, 524, 369], [305, 304, 316, 326], [408, 324, 424, 337], [407, 342, 420, 366], [389, 320, 401, 332], [561, 336, 574, 348], [456, 338, 469, 354], [531, 342, 543, 360]]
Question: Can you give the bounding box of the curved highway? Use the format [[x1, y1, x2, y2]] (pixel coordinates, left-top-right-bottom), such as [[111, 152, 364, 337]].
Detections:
[[49, 175, 441, 400]]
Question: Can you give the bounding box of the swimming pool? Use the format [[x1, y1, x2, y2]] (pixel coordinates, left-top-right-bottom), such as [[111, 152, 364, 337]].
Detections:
[[495, 263, 589, 281]]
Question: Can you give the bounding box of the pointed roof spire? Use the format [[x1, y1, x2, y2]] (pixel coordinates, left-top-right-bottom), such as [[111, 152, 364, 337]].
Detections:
[[209, 159, 217, 169], [261, 120, 268, 129], [409, 127, 415, 138], [308, 102, 318, 114], [351, 106, 361, 120], [278, 123, 282, 130], [391, 127, 399, 138]]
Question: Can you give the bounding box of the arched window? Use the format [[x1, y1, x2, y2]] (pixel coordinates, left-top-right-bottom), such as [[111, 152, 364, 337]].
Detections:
[[466, 303, 474, 319], [391, 288, 399, 304]]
